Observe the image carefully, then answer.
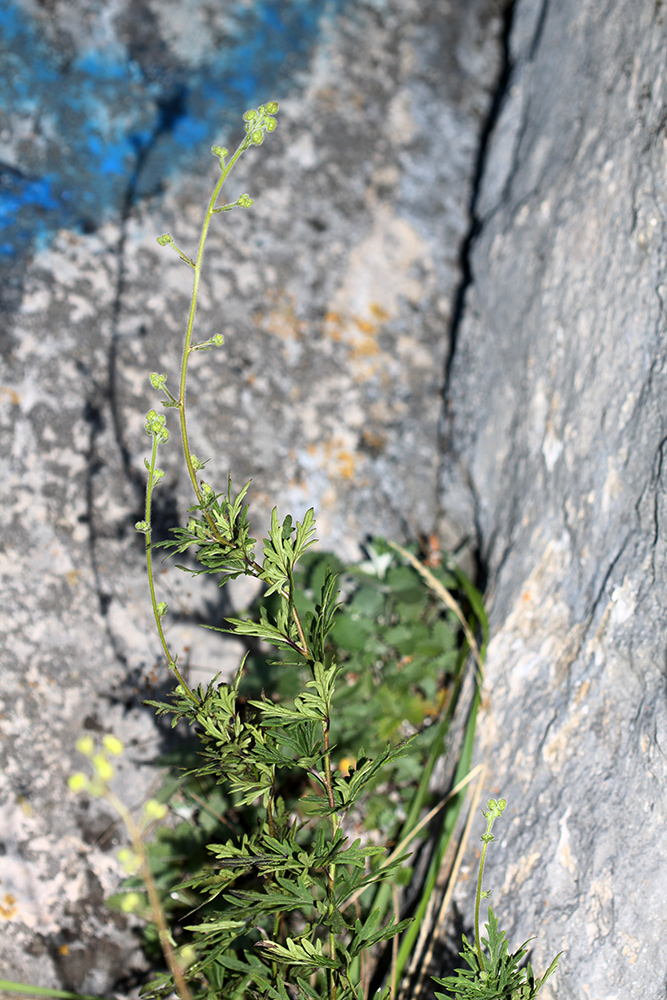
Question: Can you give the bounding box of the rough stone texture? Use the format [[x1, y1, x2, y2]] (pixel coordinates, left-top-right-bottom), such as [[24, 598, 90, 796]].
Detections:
[[0, 0, 504, 990], [438, 2, 667, 999]]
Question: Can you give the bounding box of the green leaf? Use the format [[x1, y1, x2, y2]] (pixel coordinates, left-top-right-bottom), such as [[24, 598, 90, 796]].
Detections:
[[255, 935, 338, 971], [0, 983, 113, 1000]]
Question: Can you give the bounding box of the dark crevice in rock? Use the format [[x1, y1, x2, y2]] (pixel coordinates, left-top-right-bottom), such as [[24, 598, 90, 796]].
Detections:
[[443, 0, 517, 401], [528, 0, 550, 59], [439, 0, 516, 595], [634, 431, 667, 586], [582, 532, 633, 641]]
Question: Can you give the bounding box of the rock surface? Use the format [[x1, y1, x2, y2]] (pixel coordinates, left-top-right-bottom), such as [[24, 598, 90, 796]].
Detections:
[[6, 0, 667, 997], [438, 2, 667, 999], [0, 0, 504, 990]]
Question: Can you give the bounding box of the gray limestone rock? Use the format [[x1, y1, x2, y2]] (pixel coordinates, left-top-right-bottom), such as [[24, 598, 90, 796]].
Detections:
[[0, 0, 504, 990], [438, 2, 667, 999]]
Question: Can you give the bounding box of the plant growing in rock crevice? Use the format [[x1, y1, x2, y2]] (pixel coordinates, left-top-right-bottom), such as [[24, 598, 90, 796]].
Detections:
[[0, 102, 560, 1000], [432, 799, 560, 1000], [127, 102, 484, 999]]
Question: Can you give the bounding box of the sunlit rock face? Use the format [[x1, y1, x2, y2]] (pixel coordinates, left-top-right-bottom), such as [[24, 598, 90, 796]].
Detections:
[[439, 4, 667, 1000], [0, 0, 504, 990]]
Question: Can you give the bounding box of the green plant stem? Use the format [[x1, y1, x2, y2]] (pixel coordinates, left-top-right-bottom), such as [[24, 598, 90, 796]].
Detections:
[[474, 839, 489, 968], [394, 685, 480, 978], [171, 139, 312, 649], [143, 435, 199, 704], [177, 141, 249, 509], [474, 797, 506, 969], [0, 983, 113, 1000], [107, 790, 193, 1000], [170, 124, 307, 640]]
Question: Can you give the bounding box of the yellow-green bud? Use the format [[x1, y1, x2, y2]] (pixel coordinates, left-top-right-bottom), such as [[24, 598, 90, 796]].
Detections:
[[117, 847, 141, 874], [68, 772, 90, 793], [103, 734, 124, 756], [92, 754, 114, 783], [76, 735, 95, 758], [119, 892, 144, 913], [144, 799, 168, 821]]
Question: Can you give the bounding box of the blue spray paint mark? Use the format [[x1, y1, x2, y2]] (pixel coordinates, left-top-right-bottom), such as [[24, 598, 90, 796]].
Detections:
[[0, 0, 345, 280]]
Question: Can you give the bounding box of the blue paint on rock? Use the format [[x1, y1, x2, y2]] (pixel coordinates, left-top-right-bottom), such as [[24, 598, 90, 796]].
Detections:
[[0, 0, 343, 273]]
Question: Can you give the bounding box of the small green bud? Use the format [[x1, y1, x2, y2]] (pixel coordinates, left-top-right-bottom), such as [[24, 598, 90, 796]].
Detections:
[[483, 797, 506, 821], [211, 145, 228, 159], [145, 410, 169, 443], [480, 833, 494, 843], [178, 944, 197, 969], [242, 109, 258, 122], [149, 372, 167, 390], [265, 101, 279, 114], [144, 798, 168, 821], [119, 891, 144, 913], [191, 454, 205, 471], [157, 602, 168, 618], [153, 467, 165, 482], [264, 116, 277, 132], [256, 104, 266, 116], [68, 772, 90, 793], [157, 234, 173, 246], [212, 334, 224, 346], [201, 482, 214, 495], [103, 734, 124, 756], [117, 847, 141, 874], [135, 520, 150, 534], [250, 129, 264, 145], [76, 735, 95, 758], [237, 193, 254, 208], [92, 754, 114, 783]]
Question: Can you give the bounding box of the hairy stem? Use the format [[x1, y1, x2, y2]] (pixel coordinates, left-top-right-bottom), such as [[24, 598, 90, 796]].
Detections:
[[108, 791, 193, 1000], [177, 139, 250, 508], [143, 434, 198, 704], [475, 799, 506, 968]]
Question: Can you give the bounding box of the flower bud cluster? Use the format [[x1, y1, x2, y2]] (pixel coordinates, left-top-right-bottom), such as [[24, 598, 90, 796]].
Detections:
[[145, 409, 169, 444], [68, 733, 125, 797], [242, 101, 279, 146]]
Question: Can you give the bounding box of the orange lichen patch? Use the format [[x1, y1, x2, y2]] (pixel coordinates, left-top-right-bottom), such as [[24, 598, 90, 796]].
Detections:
[[369, 302, 389, 321], [321, 437, 357, 480], [575, 680, 591, 704], [66, 570, 80, 587], [361, 428, 386, 454], [336, 450, 355, 479], [0, 387, 20, 406], [304, 438, 358, 483], [350, 331, 380, 361], [355, 318, 377, 335], [323, 305, 387, 360], [58, 944, 70, 956], [257, 289, 308, 341], [0, 894, 18, 920], [323, 310, 344, 342]]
